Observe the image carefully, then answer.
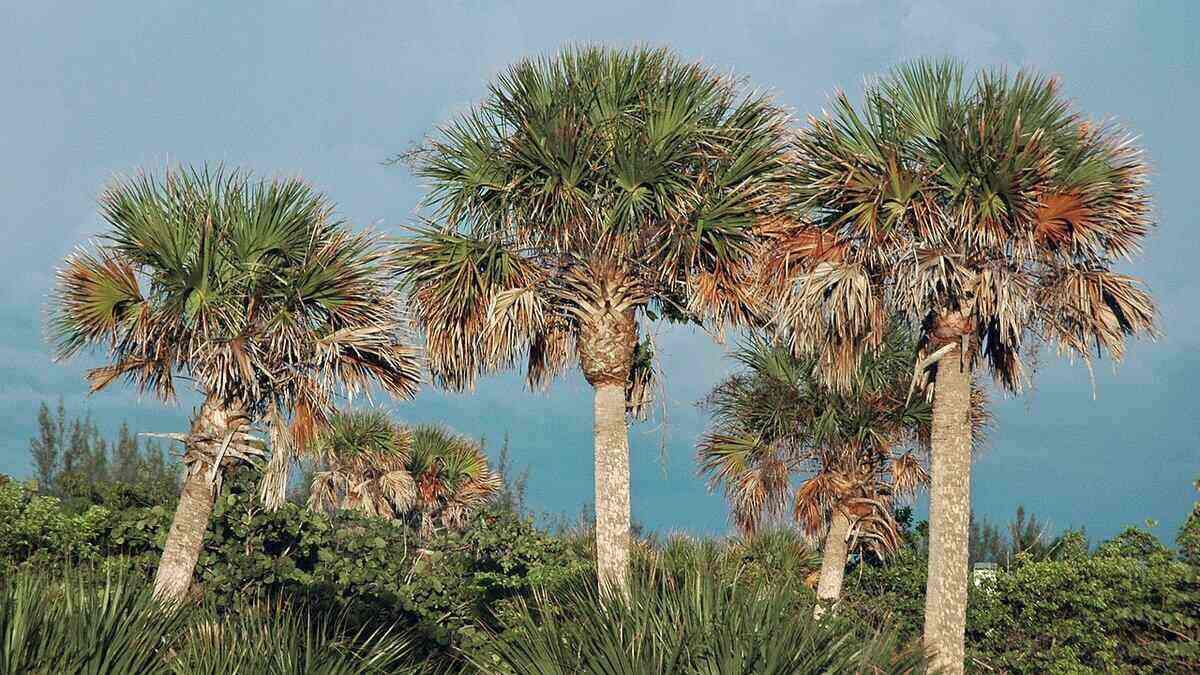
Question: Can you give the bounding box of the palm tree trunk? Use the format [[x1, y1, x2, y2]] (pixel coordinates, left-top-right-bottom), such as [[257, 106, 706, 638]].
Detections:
[[152, 398, 237, 602], [923, 354, 973, 673], [593, 381, 631, 593], [577, 302, 637, 595], [813, 507, 852, 619]]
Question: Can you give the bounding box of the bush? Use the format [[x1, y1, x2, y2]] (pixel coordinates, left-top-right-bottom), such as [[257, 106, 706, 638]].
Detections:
[[0, 480, 110, 570], [0, 571, 417, 674], [967, 552, 1199, 672], [3, 464, 1198, 673], [475, 567, 926, 674]]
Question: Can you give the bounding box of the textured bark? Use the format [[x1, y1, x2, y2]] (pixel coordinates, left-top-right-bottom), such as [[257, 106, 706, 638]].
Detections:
[[578, 307, 637, 593], [151, 398, 239, 602], [923, 351, 974, 673], [592, 383, 631, 593], [813, 507, 852, 619]]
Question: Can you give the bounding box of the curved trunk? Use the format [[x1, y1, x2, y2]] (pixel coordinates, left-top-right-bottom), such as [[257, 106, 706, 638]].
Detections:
[[813, 507, 852, 619], [151, 398, 238, 602], [922, 354, 974, 673], [593, 382, 631, 593]]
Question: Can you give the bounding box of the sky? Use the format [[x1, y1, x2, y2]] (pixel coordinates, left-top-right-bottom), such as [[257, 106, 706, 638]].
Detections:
[[2, 0, 1197, 543]]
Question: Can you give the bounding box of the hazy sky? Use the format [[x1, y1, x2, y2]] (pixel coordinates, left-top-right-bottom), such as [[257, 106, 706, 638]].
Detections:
[[2, 0, 1197, 542]]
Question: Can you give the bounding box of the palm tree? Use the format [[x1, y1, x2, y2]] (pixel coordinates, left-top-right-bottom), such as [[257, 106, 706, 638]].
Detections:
[[780, 60, 1156, 670], [397, 46, 793, 590], [50, 166, 421, 602], [308, 410, 500, 536], [698, 328, 987, 616]]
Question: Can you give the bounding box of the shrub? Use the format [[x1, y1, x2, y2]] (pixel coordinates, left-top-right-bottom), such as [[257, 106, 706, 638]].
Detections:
[[0, 571, 419, 674], [966, 552, 1199, 672], [0, 480, 110, 570], [0, 572, 187, 673], [475, 568, 926, 674]]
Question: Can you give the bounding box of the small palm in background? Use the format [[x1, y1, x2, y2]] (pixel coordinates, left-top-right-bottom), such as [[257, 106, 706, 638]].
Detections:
[[308, 410, 500, 536], [699, 325, 989, 614]]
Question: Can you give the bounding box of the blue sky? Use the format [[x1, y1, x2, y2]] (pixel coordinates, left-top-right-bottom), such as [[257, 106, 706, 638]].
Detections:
[[2, 0, 1197, 542]]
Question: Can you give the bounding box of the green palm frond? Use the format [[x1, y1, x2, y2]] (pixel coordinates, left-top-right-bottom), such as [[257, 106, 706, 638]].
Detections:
[[698, 322, 978, 550], [784, 58, 1156, 391], [309, 412, 498, 533], [399, 44, 794, 393], [51, 166, 422, 492]]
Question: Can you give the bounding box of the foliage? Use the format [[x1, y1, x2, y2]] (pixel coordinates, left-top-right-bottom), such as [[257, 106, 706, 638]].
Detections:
[[397, 44, 794, 393], [969, 505, 1090, 568], [308, 410, 501, 536], [781, 58, 1156, 391], [168, 599, 416, 675], [698, 326, 955, 555], [474, 568, 927, 674], [4, 443, 1199, 672], [0, 480, 111, 570], [29, 399, 177, 510], [967, 551, 1199, 672], [634, 529, 822, 592], [1178, 478, 1200, 566], [491, 434, 529, 518], [48, 165, 421, 510], [0, 571, 417, 675], [842, 519, 1200, 673], [0, 572, 188, 674]]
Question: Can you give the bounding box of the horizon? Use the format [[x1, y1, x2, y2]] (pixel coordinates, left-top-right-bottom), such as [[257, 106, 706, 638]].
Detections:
[[2, 0, 1197, 544]]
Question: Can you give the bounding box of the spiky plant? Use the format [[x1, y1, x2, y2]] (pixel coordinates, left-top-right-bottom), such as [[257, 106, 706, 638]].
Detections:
[[49, 166, 421, 601], [698, 326, 988, 614], [398, 45, 793, 590], [473, 565, 927, 674], [309, 410, 499, 536], [780, 59, 1156, 670]]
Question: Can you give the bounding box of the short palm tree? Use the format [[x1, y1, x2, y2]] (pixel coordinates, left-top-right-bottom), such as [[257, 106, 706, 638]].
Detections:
[[50, 166, 421, 601], [308, 410, 500, 536], [781, 60, 1156, 670], [398, 45, 793, 590], [698, 327, 987, 615]]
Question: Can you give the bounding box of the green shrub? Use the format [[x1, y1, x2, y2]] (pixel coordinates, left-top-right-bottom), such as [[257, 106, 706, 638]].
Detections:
[[1176, 479, 1200, 567], [0, 572, 188, 674], [966, 552, 1199, 672], [0, 480, 110, 570], [168, 598, 416, 675], [0, 571, 420, 674], [475, 568, 926, 674]]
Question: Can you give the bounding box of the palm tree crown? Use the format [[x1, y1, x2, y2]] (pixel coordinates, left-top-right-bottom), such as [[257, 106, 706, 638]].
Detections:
[[779, 59, 1156, 672], [778, 59, 1156, 388], [399, 45, 793, 391], [51, 166, 421, 492]]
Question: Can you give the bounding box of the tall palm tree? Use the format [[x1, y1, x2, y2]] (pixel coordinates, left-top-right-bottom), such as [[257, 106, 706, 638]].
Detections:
[[50, 166, 421, 602], [398, 46, 793, 590], [698, 328, 987, 616], [308, 410, 500, 536], [780, 60, 1156, 671]]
